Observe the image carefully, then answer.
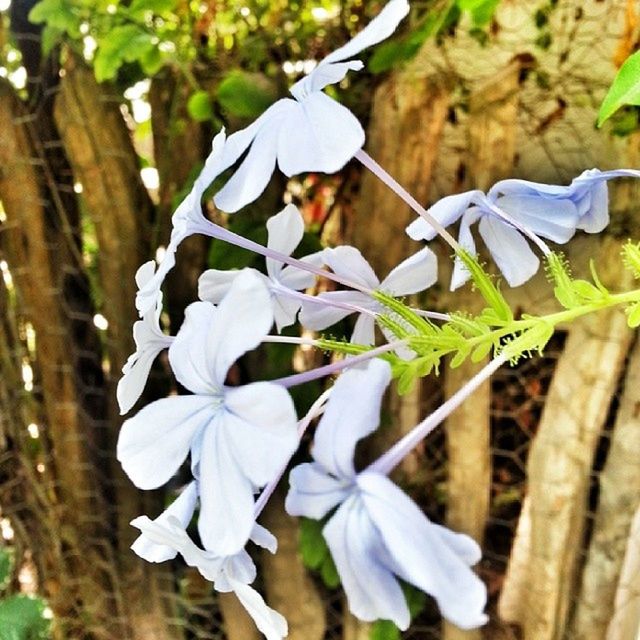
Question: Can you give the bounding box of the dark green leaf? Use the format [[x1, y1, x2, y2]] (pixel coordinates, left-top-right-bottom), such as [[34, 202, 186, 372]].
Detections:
[[94, 25, 155, 82], [0, 595, 50, 640], [369, 620, 400, 640], [187, 90, 214, 122], [128, 0, 177, 19], [599, 51, 640, 126], [216, 70, 277, 119], [319, 555, 340, 589], [298, 518, 327, 570], [0, 548, 13, 590]]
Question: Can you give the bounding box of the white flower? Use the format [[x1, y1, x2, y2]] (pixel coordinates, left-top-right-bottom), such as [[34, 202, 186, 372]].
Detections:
[[117, 261, 174, 414], [212, 0, 410, 213], [199, 204, 323, 331], [299, 245, 437, 345], [286, 359, 488, 630], [135, 129, 227, 316], [406, 169, 640, 289], [118, 271, 299, 555], [131, 512, 287, 640]]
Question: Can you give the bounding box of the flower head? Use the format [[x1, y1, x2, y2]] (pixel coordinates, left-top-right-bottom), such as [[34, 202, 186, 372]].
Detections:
[[118, 270, 299, 555], [406, 169, 640, 289], [299, 245, 436, 346], [286, 359, 487, 630], [212, 0, 410, 213], [131, 509, 286, 640], [199, 204, 323, 331], [118, 261, 174, 414]]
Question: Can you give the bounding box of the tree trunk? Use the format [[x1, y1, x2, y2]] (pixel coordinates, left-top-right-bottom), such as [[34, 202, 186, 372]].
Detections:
[[0, 77, 123, 639], [570, 336, 640, 639], [521, 242, 632, 640], [260, 491, 326, 640]]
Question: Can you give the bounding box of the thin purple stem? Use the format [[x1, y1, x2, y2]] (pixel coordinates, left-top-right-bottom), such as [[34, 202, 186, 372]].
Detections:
[[193, 218, 373, 294], [272, 340, 406, 389], [355, 149, 460, 252], [476, 195, 550, 256], [272, 283, 378, 318], [254, 388, 332, 517], [367, 352, 507, 476]]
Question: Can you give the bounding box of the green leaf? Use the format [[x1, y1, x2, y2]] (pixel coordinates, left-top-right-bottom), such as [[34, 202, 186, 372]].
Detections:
[[0, 548, 13, 590], [94, 25, 155, 82], [0, 595, 50, 640], [216, 70, 277, 119], [457, 0, 499, 26], [370, 620, 401, 640], [128, 0, 177, 18], [627, 302, 640, 328], [298, 518, 327, 570], [571, 279, 604, 302], [29, 0, 79, 34], [40, 25, 65, 55], [139, 46, 164, 76], [319, 555, 340, 589], [598, 51, 640, 126], [470, 339, 493, 363], [187, 90, 214, 122]]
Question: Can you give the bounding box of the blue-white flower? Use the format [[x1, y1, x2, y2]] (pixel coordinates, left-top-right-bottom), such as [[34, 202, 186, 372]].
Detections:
[[211, 0, 410, 214], [406, 168, 640, 289], [135, 129, 227, 316], [118, 261, 174, 415], [118, 271, 299, 556], [198, 204, 322, 331], [131, 505, 287, 640], [285, 359, 487, 630], [299, 245, 437, 345]]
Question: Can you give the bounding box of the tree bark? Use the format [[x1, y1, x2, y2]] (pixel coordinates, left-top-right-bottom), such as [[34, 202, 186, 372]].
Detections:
[[521, 242, 632, 640], [570, 336, 640, 639], [260, 492, 326, 640]]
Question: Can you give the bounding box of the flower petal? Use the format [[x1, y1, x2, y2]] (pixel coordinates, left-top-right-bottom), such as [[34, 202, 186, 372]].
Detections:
[[169, 302, 220, 394], [266, 204, 305, 279], [250, 523, 278, 554], [351, 313, 376, 345], [117, 395, 213, 490], [277, 94, 365, 176], [223, 381, 299, 487], [173, 272, 273, 390], [357, 472, 488, 630], [478, 216, 540, 287], [495, 194, 579, 243], [229, 576, 288, 640], [285, 462, 352, 519], [450, 208, 481, 291], [130, 514, 225, 581], [406, 191, 479, 241], [272, 294, 302, 333], [278, 251, 324, 291], [299, 290, 371, 331], [198, 269, 243, 304], [131, 482, 198, 562], [198, 416, 257, 556], [214, 102, 294, 213], [313, 359, 391, 480], [320, 0, 409, 67], [291, 61, 363, 97], [380, 247, 438, 296], [323, 246, 379, 289], [323, 493, 410, 629], [577, 180, 609, 233]]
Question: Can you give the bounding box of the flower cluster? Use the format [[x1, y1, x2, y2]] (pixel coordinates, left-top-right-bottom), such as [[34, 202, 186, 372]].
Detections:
[[117, 0, 640, 637]]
